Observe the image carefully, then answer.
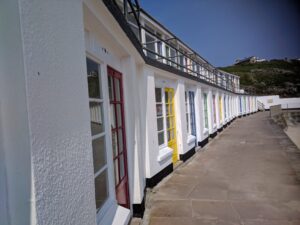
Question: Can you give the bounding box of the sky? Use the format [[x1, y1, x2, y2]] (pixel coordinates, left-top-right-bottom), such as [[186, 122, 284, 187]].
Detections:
[[139, 0, 300, 67]]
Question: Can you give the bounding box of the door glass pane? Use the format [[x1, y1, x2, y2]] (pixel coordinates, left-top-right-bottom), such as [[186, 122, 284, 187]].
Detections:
[[155, 88, 162, 102], [118, 128, 123, 153], [89, 102, 104, 135], [166, 117, 172, 129], [95, 169, 108, 210], [114, 160, 119, 185], [171, 129, 174, 139], [158, 132, 164, 145], [112, 131, 118, 157], [108, 76, 114, 100], [115, 78, 121, 101], [119, 154, 125, 179], [116, 104, 122, 127], [156, 104, 163, 116], [165, 103, 170, 115], [87, 58, 101, 99], [165, 91, 168, 102], [157, 117, 164, 131], [110, 104, 116, 129], [92, 136, 106, 173]]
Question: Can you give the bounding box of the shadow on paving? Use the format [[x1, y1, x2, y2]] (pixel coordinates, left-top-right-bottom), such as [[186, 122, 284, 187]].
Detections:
[[142, 112, 300, 225]]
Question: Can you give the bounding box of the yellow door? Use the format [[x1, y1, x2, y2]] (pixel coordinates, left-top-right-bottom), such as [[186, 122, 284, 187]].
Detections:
[[165, 88, 178, 163]]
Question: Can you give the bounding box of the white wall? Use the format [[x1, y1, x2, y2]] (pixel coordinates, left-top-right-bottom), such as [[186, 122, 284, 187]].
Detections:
[[257, 95, 300, 110], [18, 1, 97, 225]]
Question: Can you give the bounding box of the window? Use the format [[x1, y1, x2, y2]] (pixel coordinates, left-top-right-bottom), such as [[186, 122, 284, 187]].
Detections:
[[212, 95, 216, 124], [224, 96, 227, 119], [156, 33, 163, 62], [179, 53, 184, 71], [86, 58, 109, 211], [219, 96, 223, 122], [185, 91, 191, 134], [127, 13, 140, 41], [155, 87, 176, 147], [156, 88, 164, 146], [145, 33, 156, 59], [203, 93, 209, 129], [185, 91, 196, 136]]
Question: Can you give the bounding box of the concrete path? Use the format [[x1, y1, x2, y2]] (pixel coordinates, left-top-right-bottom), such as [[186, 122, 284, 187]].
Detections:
[[145, 112, 300, 225]]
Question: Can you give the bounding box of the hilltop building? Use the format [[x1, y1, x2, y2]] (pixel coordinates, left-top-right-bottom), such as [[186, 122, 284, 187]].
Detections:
[[0, 1, 258, 225], [235, 56, 267, 64]]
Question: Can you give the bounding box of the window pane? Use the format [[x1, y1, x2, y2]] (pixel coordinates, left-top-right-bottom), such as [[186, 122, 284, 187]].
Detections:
[[167, 130, 170, 141], [158, 132, 164, 145], [157, 117, 164, 131], [112, 131, 118, 157], [92, 136, 106, 173], [155, 88, 162, 102], [156, 104, 163, 117], [89, 102, 104, 136], [146, 34, 156, 59], [95, 169, 108, 210], [115, 78, 121, 101], [87, 58, 101, 99], [186, 113, 189, 131]]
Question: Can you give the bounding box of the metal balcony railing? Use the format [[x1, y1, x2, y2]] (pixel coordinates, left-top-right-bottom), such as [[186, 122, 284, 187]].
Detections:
[[116, 0, 239, 93]]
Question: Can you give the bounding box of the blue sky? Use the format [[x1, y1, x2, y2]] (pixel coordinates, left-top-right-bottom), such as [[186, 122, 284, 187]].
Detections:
[[139, 0, 300, 66]]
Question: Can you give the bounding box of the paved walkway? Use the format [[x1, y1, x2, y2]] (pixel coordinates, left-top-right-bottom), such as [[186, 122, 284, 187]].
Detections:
[[144, 112, 300, 225]]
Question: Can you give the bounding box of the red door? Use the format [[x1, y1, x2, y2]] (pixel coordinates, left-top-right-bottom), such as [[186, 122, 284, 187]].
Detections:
[[107, 66, 130, 208]]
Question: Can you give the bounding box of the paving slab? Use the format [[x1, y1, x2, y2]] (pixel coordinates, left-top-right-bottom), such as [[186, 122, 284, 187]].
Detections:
[[143, 112, 300, 225]]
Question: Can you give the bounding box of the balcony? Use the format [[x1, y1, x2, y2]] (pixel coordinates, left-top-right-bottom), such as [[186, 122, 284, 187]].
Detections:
[[115, 0, 240, 93]]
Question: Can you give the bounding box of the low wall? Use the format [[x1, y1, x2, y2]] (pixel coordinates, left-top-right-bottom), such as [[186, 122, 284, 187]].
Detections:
[[257, 95, 300, 110]]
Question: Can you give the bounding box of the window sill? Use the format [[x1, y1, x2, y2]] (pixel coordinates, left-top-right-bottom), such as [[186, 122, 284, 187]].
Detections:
[[157, 147, 173, 162], [111, 206, 131, 225], [187, 135, 196, 145]]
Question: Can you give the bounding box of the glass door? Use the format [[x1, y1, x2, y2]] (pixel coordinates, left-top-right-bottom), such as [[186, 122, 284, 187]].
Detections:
[[165, 88, 178, 163], [107, 66, 130, 209]]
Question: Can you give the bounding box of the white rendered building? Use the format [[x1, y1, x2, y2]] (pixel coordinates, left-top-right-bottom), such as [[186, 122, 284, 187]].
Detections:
[[0, 1, 258, 225]]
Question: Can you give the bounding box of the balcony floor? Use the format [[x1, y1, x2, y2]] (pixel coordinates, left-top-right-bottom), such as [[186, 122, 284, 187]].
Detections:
[[143, 112, 300, 225]]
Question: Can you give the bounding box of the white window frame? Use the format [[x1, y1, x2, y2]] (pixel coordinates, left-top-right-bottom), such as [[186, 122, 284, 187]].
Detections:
[[155, 87, 168, 149], [212, 94, 216, 125], [202, 92, 209, 129], [86, 53, 116, 224], [185, 91, 191, 135]]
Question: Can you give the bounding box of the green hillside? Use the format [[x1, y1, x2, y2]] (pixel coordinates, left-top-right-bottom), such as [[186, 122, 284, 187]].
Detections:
[[219, 60, 300, 97]]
